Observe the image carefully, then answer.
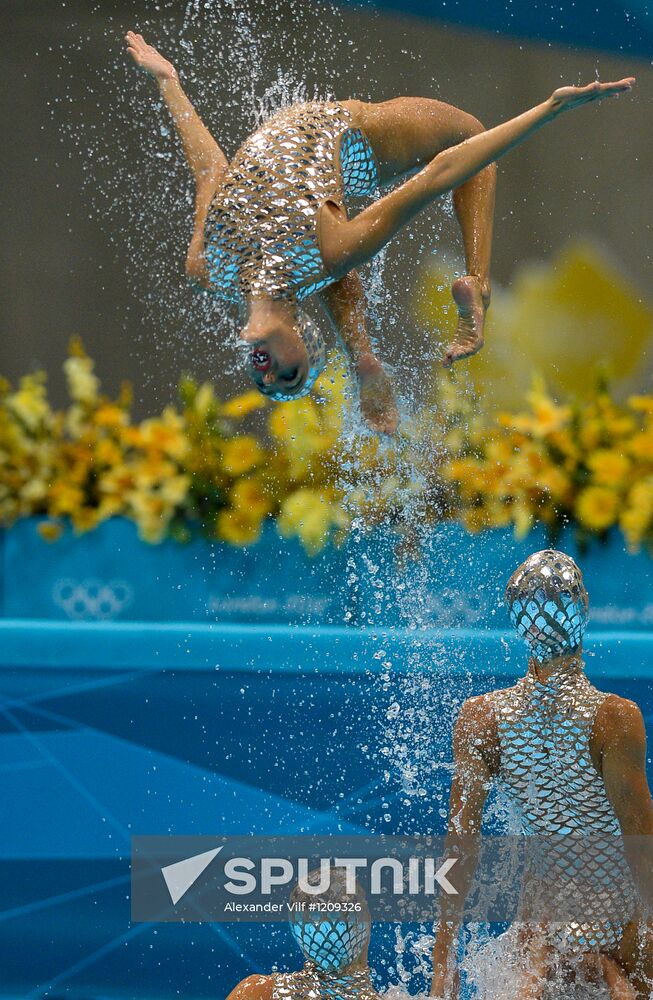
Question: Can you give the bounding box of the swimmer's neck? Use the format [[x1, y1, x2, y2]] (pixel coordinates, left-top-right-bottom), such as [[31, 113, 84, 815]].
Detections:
[[241, 294, 297, 343], [318, 955, 368, 980], [528, 650, 583, 683]]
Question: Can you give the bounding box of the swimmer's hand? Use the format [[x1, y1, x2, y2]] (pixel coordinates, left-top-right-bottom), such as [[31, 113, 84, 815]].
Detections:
[[124, 32, 177, 81], [357, 354, 399, 436], [549, 77, 635, 114]]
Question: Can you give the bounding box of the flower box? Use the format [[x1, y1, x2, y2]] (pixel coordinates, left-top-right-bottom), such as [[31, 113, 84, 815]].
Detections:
[[2, 517, 652, 630]]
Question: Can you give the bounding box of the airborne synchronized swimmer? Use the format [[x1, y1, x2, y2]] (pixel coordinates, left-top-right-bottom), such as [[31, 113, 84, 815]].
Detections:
[[125, 32, 633, 435]]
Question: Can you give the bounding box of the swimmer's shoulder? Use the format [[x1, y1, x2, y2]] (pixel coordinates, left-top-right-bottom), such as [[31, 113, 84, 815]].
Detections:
[[454, 693, 500, 771], [225, 974, 275, 1000], [456, 691, 499, 721], [593, 693, 646, 753]]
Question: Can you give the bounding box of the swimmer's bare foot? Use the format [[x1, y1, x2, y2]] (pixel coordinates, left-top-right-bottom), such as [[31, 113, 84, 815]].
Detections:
[[357, 353, 399, 435], [442, 276, 488, 368]]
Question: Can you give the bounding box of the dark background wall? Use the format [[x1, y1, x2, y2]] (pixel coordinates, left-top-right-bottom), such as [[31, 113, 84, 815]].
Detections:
[[1, 0, 649, 414]]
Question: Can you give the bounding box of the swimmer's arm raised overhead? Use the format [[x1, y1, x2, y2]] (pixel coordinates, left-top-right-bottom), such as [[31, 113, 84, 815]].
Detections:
[[124, 32, 228, 286], [430, 695, 498, 998], [321, 78, 635, 276], [597, 695, 653, 914], [318, 272, 399, 435]]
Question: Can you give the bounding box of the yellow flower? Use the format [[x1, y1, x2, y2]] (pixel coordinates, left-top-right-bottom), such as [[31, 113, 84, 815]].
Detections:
[[221, 435, 263, 476], [48, 480, 85, 516], [221, 391, 267, 419], [628, 394, 653, 415], [140, 408, 188, 460], [132, 456, 177, 490], [578, 418, 603, 452], [277, 488, 343, 555], [71, 506, 104, 533], [587, 449, 631, 487], [96, 439, 124, 467], [64, 355, 99, 405], [619, 480, 653, 549], [127, 492, 170, 544], [230, 476, 272, 518], [627, 431, 653, 463], [525, 382, 571, 437], [533, 465, 571, 502], [216, 507, 263, 546], [94, 403, 127, 429], [456, 242, 653, 411], [192, 382, 217, 420], [7, 376, 51, 431], [512, 501, 534, 540], [159, 474, 191, 507], [100, 463, 137, 498], [37, 520, 63, 542], [20, 478, 48, 503], [575, 486, 619, 532]]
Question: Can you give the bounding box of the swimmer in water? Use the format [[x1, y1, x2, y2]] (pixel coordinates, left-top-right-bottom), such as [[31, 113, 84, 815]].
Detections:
[[125, 32, 634, 434], [225, 866, 380, 999], [430, 551, 653, 999]]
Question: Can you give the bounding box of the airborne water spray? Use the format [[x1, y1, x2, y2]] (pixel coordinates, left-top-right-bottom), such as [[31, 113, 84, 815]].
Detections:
[[53, 3, 498, 994]]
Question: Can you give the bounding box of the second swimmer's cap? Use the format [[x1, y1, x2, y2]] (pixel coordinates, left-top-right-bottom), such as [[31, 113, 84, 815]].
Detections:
[[505, 549, 589, 662], [288, 866, 369, 974]]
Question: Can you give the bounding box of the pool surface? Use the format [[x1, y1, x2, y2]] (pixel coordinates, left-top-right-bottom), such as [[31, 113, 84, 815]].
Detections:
[[1, 619, 652, 997]]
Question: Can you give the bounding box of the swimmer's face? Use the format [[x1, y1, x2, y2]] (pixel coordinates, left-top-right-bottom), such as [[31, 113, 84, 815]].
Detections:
[[240, 317, 309, 398]]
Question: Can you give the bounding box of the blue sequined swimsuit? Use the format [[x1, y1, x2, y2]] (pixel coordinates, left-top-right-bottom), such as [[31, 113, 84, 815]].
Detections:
[[272, 963, 378, 999], [204, 102, 379, 303], [492, 664, 637, 951]]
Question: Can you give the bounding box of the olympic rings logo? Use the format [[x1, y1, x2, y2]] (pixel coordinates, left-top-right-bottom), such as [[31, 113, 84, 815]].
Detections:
[[52, 578, 134, 620]]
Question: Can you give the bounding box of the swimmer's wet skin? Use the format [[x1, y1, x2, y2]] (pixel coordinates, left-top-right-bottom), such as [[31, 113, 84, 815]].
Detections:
[[125, 31, 633, 439], [431, 550, 653, 1000]]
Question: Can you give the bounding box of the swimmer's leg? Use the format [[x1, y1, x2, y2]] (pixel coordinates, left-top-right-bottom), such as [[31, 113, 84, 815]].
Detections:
[[318, 271, 399, 435], [324, 79, 633, 365], [344, 97, 495, 366]]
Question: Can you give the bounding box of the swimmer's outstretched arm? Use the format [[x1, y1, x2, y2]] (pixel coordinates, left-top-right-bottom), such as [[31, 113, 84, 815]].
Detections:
[[124, 32, 228, 285], [319, 272, 399, 435], [321, 78, 635, 276], [430, 696, 498, 998]]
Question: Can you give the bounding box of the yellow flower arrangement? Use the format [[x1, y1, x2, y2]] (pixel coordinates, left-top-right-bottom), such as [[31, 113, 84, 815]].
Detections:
[[441, 375, 653, 553], [1, 336, 653, 557]]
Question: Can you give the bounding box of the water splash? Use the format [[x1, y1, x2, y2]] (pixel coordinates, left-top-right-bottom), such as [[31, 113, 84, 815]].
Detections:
[[51, 2, 541, 995]]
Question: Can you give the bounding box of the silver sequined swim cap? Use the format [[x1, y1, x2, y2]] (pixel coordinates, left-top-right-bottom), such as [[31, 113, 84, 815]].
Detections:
[[288, 867, 369, 974], [266, 312, 326, 402], [505, 549, 589, 662]]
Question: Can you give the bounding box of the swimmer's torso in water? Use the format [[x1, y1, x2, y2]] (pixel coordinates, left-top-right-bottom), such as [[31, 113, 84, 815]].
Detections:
[[273, 964, 379, 1000], [204, 102, 379, 303], [491, 663, 637, 950]]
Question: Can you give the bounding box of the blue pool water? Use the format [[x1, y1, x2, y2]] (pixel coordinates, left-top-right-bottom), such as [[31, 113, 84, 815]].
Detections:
[[1, 619, 652, 997]]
